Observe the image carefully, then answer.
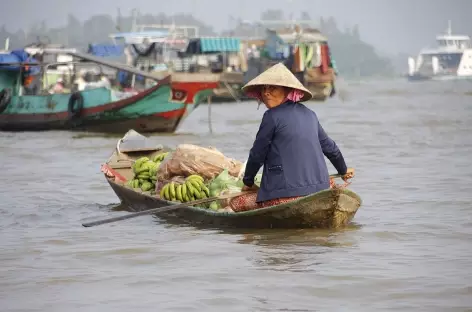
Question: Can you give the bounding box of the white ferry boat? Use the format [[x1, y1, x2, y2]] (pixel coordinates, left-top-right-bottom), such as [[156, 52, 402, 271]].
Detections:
[[407, 21, 472, 81]]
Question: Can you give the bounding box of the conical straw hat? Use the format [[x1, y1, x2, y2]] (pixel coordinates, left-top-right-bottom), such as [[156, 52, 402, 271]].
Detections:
[[241, 62, 313, 102]]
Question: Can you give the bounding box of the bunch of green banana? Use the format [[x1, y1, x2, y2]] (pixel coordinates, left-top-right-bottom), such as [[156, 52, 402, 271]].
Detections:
[[138, 181, 152, 192], [132, 157, 149, 174], [148, 165, 159, 183], [133, 157, 156, 175], [126, 179, 141, 189], [152, 152, 169, 163], [159, 175, 210, 203], [159, 181, 181, 202], [127, 156, 162, 192], [126, 177, 154, 192], [183, 175, 210, 202]]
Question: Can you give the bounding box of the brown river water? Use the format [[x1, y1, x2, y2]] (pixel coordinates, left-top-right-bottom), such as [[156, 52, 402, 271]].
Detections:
[[1, 78, 472, 311]]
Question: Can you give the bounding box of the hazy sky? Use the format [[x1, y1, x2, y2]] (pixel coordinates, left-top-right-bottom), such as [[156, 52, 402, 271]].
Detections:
[[1, 0, 471, 55]]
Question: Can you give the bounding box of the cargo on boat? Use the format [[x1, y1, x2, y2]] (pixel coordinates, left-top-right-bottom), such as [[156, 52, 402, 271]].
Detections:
[[101, 130, 362, 229]]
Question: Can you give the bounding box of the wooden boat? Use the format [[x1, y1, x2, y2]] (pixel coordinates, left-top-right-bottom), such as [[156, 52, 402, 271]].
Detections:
[[0, 49, 215, 133], [243, 24, 338, 102], [101, 130, 363, 229]]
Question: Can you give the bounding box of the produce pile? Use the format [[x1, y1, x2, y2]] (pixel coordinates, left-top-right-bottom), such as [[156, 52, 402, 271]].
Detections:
[[124, 144, 263, 212], [125, 152, 169, 192]]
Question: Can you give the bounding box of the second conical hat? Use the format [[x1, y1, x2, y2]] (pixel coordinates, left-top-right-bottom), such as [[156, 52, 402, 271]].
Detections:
[[241, 62, 312, 102]]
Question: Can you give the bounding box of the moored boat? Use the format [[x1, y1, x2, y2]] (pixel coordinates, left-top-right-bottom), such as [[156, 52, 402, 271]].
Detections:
[[0, 48, 210, 133], [246, 24, 338, 102], [101, 130, 363, 229]]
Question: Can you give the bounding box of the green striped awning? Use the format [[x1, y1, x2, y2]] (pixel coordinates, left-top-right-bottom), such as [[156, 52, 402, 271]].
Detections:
[[199, 37, 241, 53]]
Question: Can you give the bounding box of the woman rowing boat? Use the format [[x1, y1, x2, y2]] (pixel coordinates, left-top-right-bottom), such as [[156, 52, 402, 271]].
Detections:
[[230, 62, 354, 212]]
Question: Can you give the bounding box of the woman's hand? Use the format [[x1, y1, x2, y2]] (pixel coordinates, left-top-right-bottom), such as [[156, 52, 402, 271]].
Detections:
[[242, 184, 259, 192], [342, 168, 355, 182]]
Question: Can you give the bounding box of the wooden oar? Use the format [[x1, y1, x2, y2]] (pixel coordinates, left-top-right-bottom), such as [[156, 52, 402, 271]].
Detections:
[[81, 191, 253, 228]]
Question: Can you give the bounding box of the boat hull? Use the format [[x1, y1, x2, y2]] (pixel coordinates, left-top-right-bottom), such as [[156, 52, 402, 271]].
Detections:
[[306, 82, 333, 101], [0, 111, 185, 133], [74, 113, 183, 133], [0, 77, 170, 131], [106, 177, 362, 229]]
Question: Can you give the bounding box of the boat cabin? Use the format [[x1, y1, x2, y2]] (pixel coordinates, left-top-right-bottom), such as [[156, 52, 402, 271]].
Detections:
[[435, 21, 471, 50], [0, 47, 112, 96], [0, 49, 43, 95], [263, 26, 328, 60], [25, 43, 109, 86], [436, 34, 471, 50], [259, 25, 337, 73], [110, 27, 247, 75], [254, 25, 337, 78], [176, 37, 245, 73]]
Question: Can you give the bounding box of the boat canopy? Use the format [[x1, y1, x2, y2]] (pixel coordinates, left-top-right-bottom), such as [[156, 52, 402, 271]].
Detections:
[[185, 37, 241, 54], [0, 49, 40, 74], [270, 29, 328, 44]]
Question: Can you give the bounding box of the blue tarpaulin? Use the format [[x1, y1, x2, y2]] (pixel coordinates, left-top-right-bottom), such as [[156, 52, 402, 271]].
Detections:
[[87, 44, 125, 57], [199, 38, 241, 53], [0, 49, 40, 74]]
